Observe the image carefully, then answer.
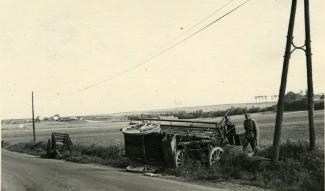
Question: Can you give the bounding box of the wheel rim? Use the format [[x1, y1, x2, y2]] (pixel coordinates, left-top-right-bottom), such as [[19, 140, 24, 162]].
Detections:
[[175, 150, 185, 168], [209, 147, 223, 166]]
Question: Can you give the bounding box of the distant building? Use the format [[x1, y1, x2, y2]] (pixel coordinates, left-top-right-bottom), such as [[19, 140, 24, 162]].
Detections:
[[52, 114, 60, 121], [58, 116, 81, 122], [159, 115, 178, 120]]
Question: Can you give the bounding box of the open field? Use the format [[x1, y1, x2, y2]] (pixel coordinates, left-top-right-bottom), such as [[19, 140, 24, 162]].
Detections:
[[197, 110, 324, 148], [1, 110, 324, 148], [1, 120, 127, 146]]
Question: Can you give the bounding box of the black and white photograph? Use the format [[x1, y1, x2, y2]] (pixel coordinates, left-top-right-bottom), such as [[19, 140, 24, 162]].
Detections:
[[0, 0, 324, 190]]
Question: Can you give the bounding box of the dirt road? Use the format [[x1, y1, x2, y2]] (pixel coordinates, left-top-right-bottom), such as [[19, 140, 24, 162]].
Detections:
[[1, 150, 225, 191]]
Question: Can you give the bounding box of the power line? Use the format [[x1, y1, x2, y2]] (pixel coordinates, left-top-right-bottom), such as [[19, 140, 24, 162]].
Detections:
[[29, 0, 250, 98], [147, 0, 235, 57], [77, 0, 251, 93]]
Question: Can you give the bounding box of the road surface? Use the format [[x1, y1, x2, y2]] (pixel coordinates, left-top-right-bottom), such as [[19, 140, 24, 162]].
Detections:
[[1, 150, 225, 191]]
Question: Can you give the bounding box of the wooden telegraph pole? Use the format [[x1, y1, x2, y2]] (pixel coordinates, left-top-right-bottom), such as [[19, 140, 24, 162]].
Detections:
[[272, 0, 315, 163], [304, 0, 315, 151], [272, 0, 297, 163], [32, 91, 36, 144]]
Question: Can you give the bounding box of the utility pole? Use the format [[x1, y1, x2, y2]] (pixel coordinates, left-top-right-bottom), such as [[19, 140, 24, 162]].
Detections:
[[273, 0, 315, 163], [32, 91, 36, 144], [304, 0, 315, 150], [265, 96, 268, 108], [272, 0, 297, 163]]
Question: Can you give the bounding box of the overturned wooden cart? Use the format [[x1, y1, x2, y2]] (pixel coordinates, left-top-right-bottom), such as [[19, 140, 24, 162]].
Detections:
[[122, 115, 242, 168]]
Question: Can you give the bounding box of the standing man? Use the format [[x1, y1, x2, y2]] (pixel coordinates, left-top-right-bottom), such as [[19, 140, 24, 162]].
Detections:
[[243, 113, 259, 155]]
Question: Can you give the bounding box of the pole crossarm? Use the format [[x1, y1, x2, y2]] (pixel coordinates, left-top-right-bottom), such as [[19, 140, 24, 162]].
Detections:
[[290, 41, 306, 54]]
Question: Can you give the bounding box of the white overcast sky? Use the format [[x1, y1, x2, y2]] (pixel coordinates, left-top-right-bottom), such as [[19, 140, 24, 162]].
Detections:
[[1, 0, 324, 119]]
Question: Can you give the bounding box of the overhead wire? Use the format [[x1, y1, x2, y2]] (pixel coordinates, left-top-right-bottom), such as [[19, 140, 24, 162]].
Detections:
[[76, 0, 251, 93], [9, 0, 252, 118], [146, 0, 235, 59], [30, 0, 251, 98]]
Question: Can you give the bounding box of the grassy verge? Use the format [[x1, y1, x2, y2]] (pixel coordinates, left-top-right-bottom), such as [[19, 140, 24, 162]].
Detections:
[[5, 141, 129, 168], [163, 141, 324, 191], [4, 141, 324, 191]]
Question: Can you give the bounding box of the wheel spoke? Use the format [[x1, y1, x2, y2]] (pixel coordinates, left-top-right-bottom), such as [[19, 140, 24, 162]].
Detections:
[[209, 147, 223, 167], [176, 151, 185, 167]]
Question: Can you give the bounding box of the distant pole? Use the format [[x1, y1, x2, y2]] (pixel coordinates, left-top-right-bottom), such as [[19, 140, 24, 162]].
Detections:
[[141, 135, 147, 169], [272, 0, 297, 163], [304, 0, 315, 150], [265, 96, 268, 108], [32, 91, 36, 144]]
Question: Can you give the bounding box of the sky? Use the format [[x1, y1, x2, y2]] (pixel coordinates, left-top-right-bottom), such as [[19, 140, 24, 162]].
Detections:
[[1, 0, 324, 119]]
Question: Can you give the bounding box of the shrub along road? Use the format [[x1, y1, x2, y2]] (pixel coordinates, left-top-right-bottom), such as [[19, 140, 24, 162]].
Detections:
[[1, 150, 228, 191]]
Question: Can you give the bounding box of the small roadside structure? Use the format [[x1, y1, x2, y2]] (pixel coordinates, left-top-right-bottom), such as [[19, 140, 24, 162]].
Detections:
[[46, 132, 73, 158]]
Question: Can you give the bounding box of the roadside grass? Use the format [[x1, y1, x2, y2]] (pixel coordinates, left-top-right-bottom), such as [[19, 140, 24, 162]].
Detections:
[[62, 144, 129, 168], [163, 141, 324, 191], [4, 140, 324, 191], [5, 141, 48, 156], [5, 141, 129, 168]]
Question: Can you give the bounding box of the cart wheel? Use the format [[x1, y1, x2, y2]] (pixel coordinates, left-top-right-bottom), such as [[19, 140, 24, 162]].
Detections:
[[175, 150, 186, 168], [208, 147, 223, 167]]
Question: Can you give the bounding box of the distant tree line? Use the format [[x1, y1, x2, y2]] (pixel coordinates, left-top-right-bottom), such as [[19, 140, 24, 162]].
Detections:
[[127, 106, 276, 120], [283, 91, 324, 111], [128, 91, 324, 120], [162, 106, 273, 119]]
